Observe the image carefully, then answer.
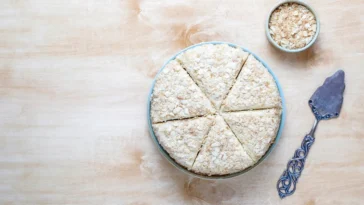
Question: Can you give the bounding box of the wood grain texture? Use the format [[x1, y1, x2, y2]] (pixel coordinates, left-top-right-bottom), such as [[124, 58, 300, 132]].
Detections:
[[0, 0, 363, 204]]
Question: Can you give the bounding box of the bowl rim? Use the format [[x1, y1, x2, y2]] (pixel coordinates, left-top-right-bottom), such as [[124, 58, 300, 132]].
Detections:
[[147, 41, 286, 179], [265, 0, 320, 53]]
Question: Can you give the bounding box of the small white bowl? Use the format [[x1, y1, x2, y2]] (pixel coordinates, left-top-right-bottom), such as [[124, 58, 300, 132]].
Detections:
[[266, 0, 320, 53]]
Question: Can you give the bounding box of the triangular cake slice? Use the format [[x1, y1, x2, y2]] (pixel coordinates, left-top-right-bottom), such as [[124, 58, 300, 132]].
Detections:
[[191, 115, 254, 176], [176, 44, 249, 109], [151, 60, 215, 123], [152, 116, 214, 170], [222, 108, 281, 162], [221, 55, 281, 112]]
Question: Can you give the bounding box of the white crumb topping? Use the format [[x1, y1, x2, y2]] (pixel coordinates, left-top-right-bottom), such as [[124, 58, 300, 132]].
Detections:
[[222, 108, 281, 161], [191, 115, 254, 176], [151, 60, 215, 123], [221, 55, 281, 112], [152, 116, 214, 169], [150, 43, 283, 175], [176, 44, 249, 109]]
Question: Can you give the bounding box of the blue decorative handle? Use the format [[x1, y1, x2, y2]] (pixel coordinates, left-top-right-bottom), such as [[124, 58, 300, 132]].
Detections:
[[277, 134, 315, 198]]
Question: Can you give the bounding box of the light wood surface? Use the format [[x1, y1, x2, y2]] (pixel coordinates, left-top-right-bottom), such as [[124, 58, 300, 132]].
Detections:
[[0, 0, 363, 204]]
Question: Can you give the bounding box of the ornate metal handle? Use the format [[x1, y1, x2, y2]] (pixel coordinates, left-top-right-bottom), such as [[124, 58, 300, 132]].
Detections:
[[277, 134, 315, 198]]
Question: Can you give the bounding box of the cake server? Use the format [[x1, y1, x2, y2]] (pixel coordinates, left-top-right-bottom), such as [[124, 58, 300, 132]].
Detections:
[[277, 70, 345, 198]]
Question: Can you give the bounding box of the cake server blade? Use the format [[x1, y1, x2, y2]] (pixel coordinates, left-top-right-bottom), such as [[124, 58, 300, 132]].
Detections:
[[309, 70, 345, 120]]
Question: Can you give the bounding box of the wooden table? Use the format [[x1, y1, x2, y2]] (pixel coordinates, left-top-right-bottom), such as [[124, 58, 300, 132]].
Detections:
[[1, 0, 363, 204]]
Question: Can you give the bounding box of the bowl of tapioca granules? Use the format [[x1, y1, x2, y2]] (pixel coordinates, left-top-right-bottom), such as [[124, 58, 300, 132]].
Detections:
[[266, 1, 320, 52]]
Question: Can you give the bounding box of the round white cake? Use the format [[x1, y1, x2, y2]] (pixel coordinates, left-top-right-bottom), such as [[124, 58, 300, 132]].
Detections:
[[150, 43, 282, 176]]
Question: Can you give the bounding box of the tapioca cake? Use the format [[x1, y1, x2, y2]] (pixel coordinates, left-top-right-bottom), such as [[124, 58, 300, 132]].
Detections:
[[221, 55, 281, 112], [191, 115, 254, 176], [222, 108, 281, 162], [151, 60, 215, 123], [150, 43, 283, 176], [152, 116, 214, 169], [176, 44, 249, 109]]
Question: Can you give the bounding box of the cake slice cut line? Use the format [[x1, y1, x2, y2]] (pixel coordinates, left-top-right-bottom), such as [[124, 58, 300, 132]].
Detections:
[[221, 54, 281, 112], [191, 115, 255, 176], [219, 113, 258, 162], [220, 105, 282, 113], [150, 60, 216, 123], [176, 44, 249, 109], [218, 54, 252, 111], [221, 108, 282, 162], [152, 116, 215, 170]]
